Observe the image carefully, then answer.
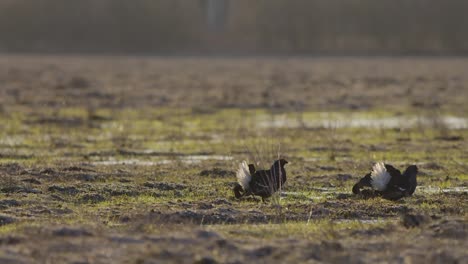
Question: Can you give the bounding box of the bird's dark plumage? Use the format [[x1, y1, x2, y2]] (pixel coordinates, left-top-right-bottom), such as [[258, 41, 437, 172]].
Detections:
[[233, 159, 288, 201], [352, 163, 418, 200]]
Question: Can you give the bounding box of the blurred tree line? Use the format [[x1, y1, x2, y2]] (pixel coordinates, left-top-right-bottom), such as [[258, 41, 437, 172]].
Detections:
[[0, 0, 467, 54]]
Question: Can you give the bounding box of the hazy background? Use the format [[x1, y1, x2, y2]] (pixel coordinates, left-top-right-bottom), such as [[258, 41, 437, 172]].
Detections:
[[1, 0, 467, 55]]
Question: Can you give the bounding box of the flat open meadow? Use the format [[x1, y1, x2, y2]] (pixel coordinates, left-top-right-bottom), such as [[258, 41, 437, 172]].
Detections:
[[0, 55, 467, 263]]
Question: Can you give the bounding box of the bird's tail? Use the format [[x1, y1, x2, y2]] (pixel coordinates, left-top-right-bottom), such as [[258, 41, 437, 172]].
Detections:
[[403, 165, 418, 195], [233, 183, 244, 199], [236, 161, 252, 191], [370, 162, 391, 191], [352, 173, 372, 194]]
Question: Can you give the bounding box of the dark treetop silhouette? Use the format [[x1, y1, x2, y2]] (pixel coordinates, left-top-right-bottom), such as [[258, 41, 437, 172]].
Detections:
[[233, 159, 288, 201], [352, 162, 418, 200]]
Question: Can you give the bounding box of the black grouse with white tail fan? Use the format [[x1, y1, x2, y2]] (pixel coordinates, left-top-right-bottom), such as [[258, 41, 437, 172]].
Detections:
[[233, 159, 288, 201], [352, 162, 418, 200]]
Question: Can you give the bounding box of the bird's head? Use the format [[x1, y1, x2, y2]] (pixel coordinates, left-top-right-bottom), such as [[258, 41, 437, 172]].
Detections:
[[407, 165, 418, 172], [274, 159, 289, 167], [403, 165, 418, 176]]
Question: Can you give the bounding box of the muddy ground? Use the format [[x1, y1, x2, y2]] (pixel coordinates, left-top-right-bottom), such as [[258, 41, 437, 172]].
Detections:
[[0, 55, 467, 263]]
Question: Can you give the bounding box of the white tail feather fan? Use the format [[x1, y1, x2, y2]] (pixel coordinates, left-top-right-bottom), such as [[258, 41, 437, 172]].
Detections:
[[370, 162, 391, 191], [237, 161, 252, 191]]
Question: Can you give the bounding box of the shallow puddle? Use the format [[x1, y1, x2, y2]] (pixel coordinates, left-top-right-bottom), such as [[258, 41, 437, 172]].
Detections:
[[259, 114, 468, 129], [91, 159, 170, 166], [181, 155, 233, 163], [418, 186, 468, 194], [334, 218, 391, 225]]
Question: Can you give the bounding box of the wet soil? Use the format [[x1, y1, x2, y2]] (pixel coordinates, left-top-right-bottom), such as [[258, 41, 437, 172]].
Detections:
[[0, 55, 466, 263]]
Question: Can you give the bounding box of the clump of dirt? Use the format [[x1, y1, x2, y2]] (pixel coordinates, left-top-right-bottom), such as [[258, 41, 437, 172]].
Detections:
[[0, 236, 22, 245], [350, 227, 389, 237], [79, 193, 106, 203], [429, 219, 467, 239], [102, 186, 140, 197], [193, 256, 218, 264], [143, 207, 278, 225], [0, 200, 21, 209], [199, 168, 235, 178], [211, 198, 232, 206], [0, 215, 16, 226], [143, 182, 187, 191], [52, 227, 93, 237], [39, 168, 55, 174], [400, 213, 431, 228], [21, 178, 41, 184], [68, 76, 91, 89], [30, 117, 84, 127], [62, 166, 96, 173], [434, 135, 463, 141], [0, 163, 25, 174], [335, 174, 353, 181], [48, 185, 80, 195], [73, 173, 99, 182], [1, 185, 40, 194]]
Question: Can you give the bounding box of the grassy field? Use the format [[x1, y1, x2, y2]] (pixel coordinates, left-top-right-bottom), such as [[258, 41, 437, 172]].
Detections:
[[0, 55, 467, 263]]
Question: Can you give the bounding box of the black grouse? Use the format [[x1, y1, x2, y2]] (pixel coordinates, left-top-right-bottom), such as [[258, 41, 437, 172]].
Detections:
[[233, 159, 288, 201], [352, 162, 418, 200]]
